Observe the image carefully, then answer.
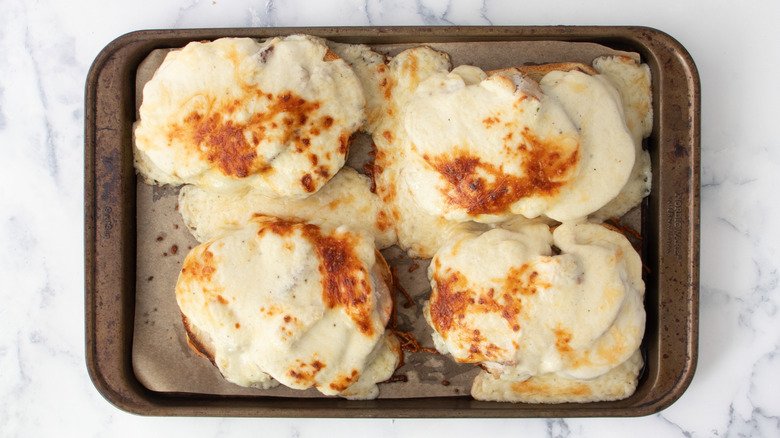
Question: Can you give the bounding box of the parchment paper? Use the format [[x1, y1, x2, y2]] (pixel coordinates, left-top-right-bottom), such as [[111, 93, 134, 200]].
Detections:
[[132, 39, 643, 398]]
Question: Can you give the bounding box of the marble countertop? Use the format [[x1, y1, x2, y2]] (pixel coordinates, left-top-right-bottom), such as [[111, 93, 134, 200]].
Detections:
[[2, 0, 779, 436]]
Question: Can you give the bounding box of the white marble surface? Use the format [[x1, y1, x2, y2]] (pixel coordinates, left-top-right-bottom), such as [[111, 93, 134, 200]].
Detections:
[[2, 0, 779, 436]]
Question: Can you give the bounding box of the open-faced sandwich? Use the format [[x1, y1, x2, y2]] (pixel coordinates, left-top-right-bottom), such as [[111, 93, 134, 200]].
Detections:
[[134, 35, 365, 198], [175, 216, 400, 399]]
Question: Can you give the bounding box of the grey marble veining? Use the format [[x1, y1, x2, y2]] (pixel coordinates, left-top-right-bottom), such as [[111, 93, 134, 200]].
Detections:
[[2, 0, 779, 436]]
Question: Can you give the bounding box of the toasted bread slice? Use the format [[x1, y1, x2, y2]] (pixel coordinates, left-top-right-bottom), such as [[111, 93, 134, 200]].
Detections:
[[181, 312, 216, 363], [471, 350, 644, 403], [488, 61, 598, 83]]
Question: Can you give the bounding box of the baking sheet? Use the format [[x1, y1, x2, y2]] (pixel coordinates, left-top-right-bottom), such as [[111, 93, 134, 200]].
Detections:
[[85, 26, 700, 417], [132, 39, 644, 399]]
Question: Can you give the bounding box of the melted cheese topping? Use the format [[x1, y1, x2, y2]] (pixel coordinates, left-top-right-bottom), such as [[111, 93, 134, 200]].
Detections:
[[178, 166, 397, 248], [424, 222, 645, 382], [175, 216, 399, 398], [134, 35, 365, 197], [590, 55, 654, 220], [401, 70, 581, 223], [363, 46, 642, 257], [326, 41, 390, 134], [538, 70, 636, 221], [369, 47, 478, 258]]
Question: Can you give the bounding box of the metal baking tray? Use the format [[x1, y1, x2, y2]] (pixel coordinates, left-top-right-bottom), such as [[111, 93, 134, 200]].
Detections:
[[84, 26, 700, 417]]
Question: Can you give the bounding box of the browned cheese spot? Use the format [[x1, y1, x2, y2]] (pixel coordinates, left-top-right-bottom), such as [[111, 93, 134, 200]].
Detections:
[[301, 173, 315, 192], [453, 325, 506, 362], [482, 116, 500, 128], [287, 359, 328, 386], [329, 369, 360, 392], [254, 217, 376, 336], [184, 111, 258, 178], [311, 230, 374, 336], [172, 89, 324, 178], [503, 264, 550, 297], [316, 166, 330, 179], [377, 63, 393, 100], [254, 217, 301, 238], [180, 248, 217, 283], [375, 210, 392, 232], [431, 265, 526, 361], [554, 327, 573, 353], [323, 49, 339, 62], [425, 132, 580, 215], [429, 271, 470, 333], [406, 53, 419, 83]]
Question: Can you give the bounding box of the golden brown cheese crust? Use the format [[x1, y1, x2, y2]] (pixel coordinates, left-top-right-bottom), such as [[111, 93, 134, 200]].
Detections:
[[172, 91, 326, 180], [181, 312, 216, 362], [278, 219, 376, 335], [422, 139, 580, 217], [429, 258, 544, 343], [398, 65, 586, 223], [175, 216, 399, 397], [424, 222, 645, 389], [134, 36, 365, 197], [360, 45, 643, 257]]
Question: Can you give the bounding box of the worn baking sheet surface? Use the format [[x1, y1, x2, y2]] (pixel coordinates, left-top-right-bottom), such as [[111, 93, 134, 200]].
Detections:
[[132, 40, 642, 398]]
